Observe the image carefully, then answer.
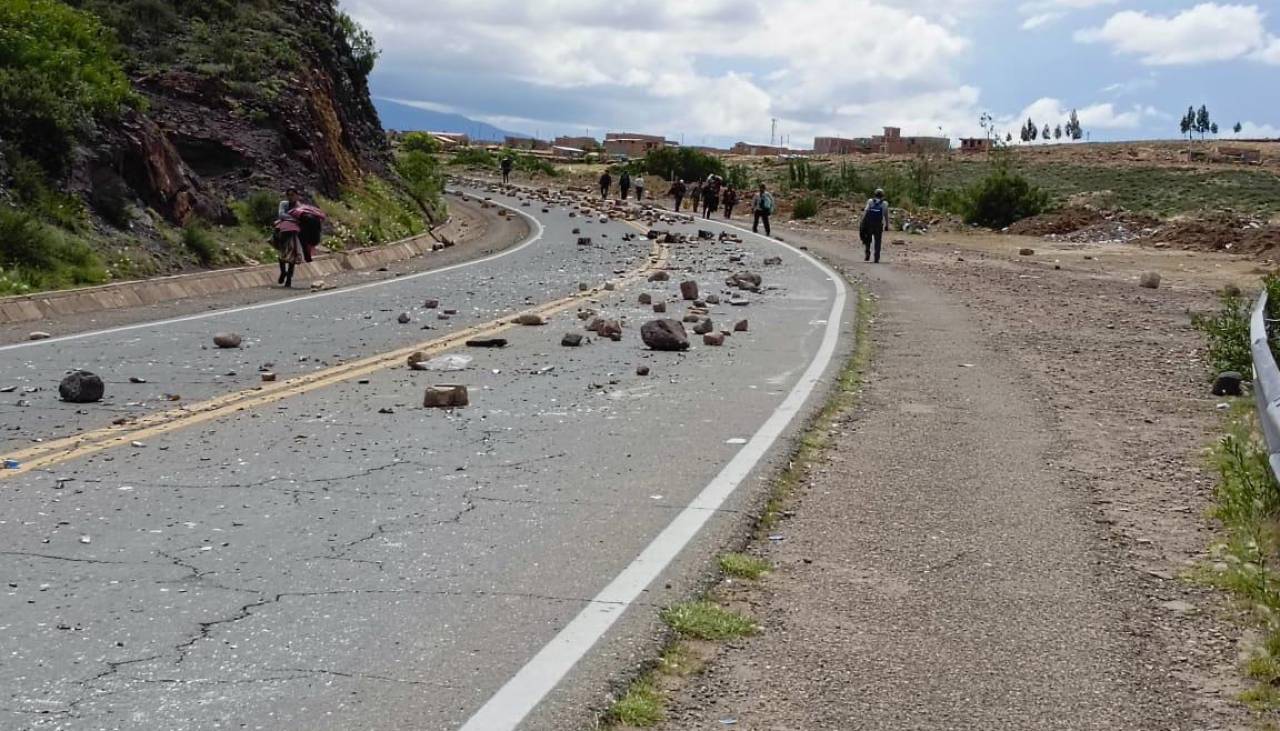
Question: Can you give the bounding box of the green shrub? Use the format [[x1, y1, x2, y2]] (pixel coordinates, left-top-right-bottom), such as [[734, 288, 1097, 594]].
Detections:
[[336, 11, 379, 79], [395, 149, 444, 220], [962, 168, 1050, 228], [238, 190, 280, 230], [182, 222, 218, 266], [89, 173, 133, 229], [450, 148, 497, 168], [0, 0, 138, 171], [726, 163, 751, 190], [1191, 289, 1254, 377], [0, 205, 107, 292], [8, 152, 86, 230], [792, 195, 819, 220], [399, 131, 440, 155], [643, 147, 724, 183], [512, 152, 557, 177]]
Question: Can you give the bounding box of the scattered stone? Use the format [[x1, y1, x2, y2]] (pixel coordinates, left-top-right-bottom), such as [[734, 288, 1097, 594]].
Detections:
[[578, 309, 598, 321], [397, 312, 412, 324], [577, 237, 593, 246], [653, 302, 667, 313], [763, 256, 783, 266], [579, 282, 590, 292], [636, 366, 651, 376], [128, 376, 147, 384], [639, 293, 653, 305], [1213, 371, 1244, 397], [588, 318, 623, 340], [1018, 248, 1035, 256], [734, 319, 749, 332], [437, 313, 451, 320], [694, 318, 715, 335], [1222, 284, 1243, 298], [515, 313, 546, 326], [604, 282, 616, 291], [680, 281, 700, 300], [698, 229, 714, 240], [423, 384, 469, 408], [648, 271, 670, 283], [1139, 272, 1162, 289], [213, 332, 242, 349], [729, 297, 750, 307], [726, 272, 762, 292], [424, 299, 439, 309], [261, 372, 277, 382], [59, 370, 105, 403], [705, 295, 720, 305], [407, 352, 429, 370], [443, 309, 459, 315], [28, 331, 51, 341], [465, 338, 508, 348], [683, 313, 701, 323], [641, 319, 690, 351], [561, 333, 584, 347], [703, 332, 725, 346]]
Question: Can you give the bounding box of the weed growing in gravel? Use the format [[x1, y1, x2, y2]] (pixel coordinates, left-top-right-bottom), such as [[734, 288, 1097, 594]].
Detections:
[[1192, 290, 1254, 376], [718, 553, 771, 580], [607, 678, 664, 727], [661, 601, 757, 641]]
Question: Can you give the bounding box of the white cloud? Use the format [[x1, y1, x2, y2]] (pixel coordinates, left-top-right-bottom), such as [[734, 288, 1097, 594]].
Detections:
[[996, 97, 1159, 142], [1076, 3, 1280, 65], [1239, 121, 1280, 138], [1018, 0, 1115, 29], [345, 0, 977, 145]]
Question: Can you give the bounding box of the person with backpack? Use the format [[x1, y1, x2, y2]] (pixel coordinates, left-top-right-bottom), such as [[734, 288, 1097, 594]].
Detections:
[[860, 188, 890, 263], [274, 187, 306, 288], [668, 179, 687, 212], [701, 179, 719, 219], [633, 174, 645, 202], [599, 170, 612, 200], [752, 183, 775, 236], [500, 155, 514, 185], [619, 170, 632, 200]]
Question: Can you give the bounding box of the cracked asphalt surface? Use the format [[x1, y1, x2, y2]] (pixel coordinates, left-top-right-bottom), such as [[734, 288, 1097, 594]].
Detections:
[[0, 185, 853, 730]]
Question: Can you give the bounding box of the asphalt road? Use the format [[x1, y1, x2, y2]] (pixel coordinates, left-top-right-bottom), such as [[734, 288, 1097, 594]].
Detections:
[[0, 184, 853, 730]]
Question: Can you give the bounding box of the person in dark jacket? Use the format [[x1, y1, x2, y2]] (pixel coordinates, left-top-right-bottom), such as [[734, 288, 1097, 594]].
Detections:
[[619, 170, 631, 200], [599, 170, 612, 200], [668, 179, 687, 212], [500, 155, 514, 184], [721, 186, 739, 219], [701, 180, 719, 219], [861, 188, 891, 263]]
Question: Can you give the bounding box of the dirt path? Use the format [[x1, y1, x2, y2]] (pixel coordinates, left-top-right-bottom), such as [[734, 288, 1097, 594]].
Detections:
[[651, 230, 1255, 729]]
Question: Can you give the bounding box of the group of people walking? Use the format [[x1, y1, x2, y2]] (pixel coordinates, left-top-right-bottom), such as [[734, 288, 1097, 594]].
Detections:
[[598, 170, 646, 201], [666, 175, 741, 221]]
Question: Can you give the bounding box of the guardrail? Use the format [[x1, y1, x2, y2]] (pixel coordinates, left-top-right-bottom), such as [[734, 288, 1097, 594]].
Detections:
[[1250, 290, 1280, 479]]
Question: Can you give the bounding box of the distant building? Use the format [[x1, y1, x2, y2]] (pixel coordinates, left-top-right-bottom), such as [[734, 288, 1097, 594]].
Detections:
[[604, 133, 666, 159], [505, 136, 551, 151], [814, 136, 874, 155], [875, 127, 950, 154], [551, 145, 588, 160], [959, 137, 992, 154], [554, 135, 600, 151], [731, 142, 789, 156]]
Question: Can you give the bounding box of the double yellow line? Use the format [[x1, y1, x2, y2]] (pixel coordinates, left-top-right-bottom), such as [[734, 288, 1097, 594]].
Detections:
[[2, 237, 667, 478]]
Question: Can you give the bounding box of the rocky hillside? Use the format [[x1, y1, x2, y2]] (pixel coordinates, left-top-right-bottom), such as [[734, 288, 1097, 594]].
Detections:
[[1, 0, 437, 294]]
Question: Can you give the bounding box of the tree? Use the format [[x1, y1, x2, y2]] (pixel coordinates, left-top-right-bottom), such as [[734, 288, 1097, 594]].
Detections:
[[1006, 131, 1013, 143], [1196, 104, 1211, 140], [979, 111, 995, 142], [1027, 118, 1038, 141], [1054, 125, 1063, 140], [336, 12, 380, 80], [1234, 121, 1243, 136], [1064, 109, 1083, 140], [1180, 107, 1194, 140], [1211, 122, 1219, 136], [1043, 123, 1051, 140]]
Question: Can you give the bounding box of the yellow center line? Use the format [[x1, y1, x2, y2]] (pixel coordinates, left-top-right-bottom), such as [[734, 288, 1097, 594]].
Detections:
[[2, 235, 667, 479]]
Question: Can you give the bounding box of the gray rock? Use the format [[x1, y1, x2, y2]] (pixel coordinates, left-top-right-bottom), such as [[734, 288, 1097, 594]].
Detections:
[[641, 319, 690, 351], [28, 331, 51, 341], [680, 281, 700, 300], [59, 370, 105, 403], [1139, 272, 1162, 289], [561, 333, 584, 347], [694, 318, 715, 335], [703, 332, 725, 346], [212, 332, 242, 349], [648, 271, 671, 282], [397, 312, 412, 324], [734, 319, 749, 332]]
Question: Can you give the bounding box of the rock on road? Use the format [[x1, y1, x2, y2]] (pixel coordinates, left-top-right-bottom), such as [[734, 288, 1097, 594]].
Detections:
[[0, 185, 854, 730]]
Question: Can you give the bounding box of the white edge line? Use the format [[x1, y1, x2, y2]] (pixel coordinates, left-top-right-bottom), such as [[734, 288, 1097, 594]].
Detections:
[[0, 191, 544, 354], [458, 218, 851, 731]]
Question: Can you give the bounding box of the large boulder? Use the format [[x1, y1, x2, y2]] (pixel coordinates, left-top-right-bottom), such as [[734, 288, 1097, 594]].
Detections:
[[726, 272, 763, 292], [59, 370, 105, 403], [641, 319, 690, 351], [212, 332, 242, 349], [1213, 371, 1244, 397]]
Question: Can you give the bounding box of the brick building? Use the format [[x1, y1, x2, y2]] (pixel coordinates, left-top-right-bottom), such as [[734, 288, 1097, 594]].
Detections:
[[603, 132, 667, 158], [554, 135, 600, 151], [959, 137, 992, 153]]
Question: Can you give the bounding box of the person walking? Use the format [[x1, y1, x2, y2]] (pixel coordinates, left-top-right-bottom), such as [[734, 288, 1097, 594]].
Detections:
[[669, 179, 687, 212], [721, 185, 739, 220], [701, 181, 719, 219], [633, 174, 645, 202], [860, 187, 891, 263], [751, 183, 775, 236], [688, 181, 702, 213], [599, 170, 612, 200], [619, 170, 632, 200], [274, 187, 306, 288], [500, 155, 514, 185]]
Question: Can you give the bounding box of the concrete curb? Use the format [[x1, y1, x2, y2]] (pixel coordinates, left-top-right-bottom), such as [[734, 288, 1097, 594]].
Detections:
[[0, 234, 446, 326]]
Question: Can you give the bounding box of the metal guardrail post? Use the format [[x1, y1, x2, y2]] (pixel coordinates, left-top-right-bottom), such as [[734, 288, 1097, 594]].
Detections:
[[1249, 291, 1280, 480]]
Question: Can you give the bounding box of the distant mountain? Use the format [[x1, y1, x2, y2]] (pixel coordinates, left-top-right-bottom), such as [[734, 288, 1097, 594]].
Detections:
[[374, 99, 525, 141]]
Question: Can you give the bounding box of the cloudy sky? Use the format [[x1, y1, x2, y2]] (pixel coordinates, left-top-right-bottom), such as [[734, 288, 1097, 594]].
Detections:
[[343, 0, 1280, 147]]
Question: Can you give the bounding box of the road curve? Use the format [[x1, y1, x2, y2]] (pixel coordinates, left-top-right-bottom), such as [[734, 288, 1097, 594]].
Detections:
[[0, 184, 854, 730]]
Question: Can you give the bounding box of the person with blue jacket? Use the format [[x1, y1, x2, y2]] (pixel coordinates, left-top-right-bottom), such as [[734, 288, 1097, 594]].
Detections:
[[860, 188, 890, 263]]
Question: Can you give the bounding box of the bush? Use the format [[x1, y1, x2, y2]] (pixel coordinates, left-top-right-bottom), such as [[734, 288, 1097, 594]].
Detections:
[[399, 131, 440, 155], [238, 190, 280, 230], [1191, 289, 1253, 377], [0, 205, 107, 292], [792, 195, 820, 220], [182, 222, 218, 266], [449, 148, 497, 168], [643, 147, 724, 183], [726, 163, 751, 190], [0, 0, 138, 171], [89, 173, 133, 229], [512, 152, 557, 177], [962, 169, 1050, 228], [395, 149, 444, 221]]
